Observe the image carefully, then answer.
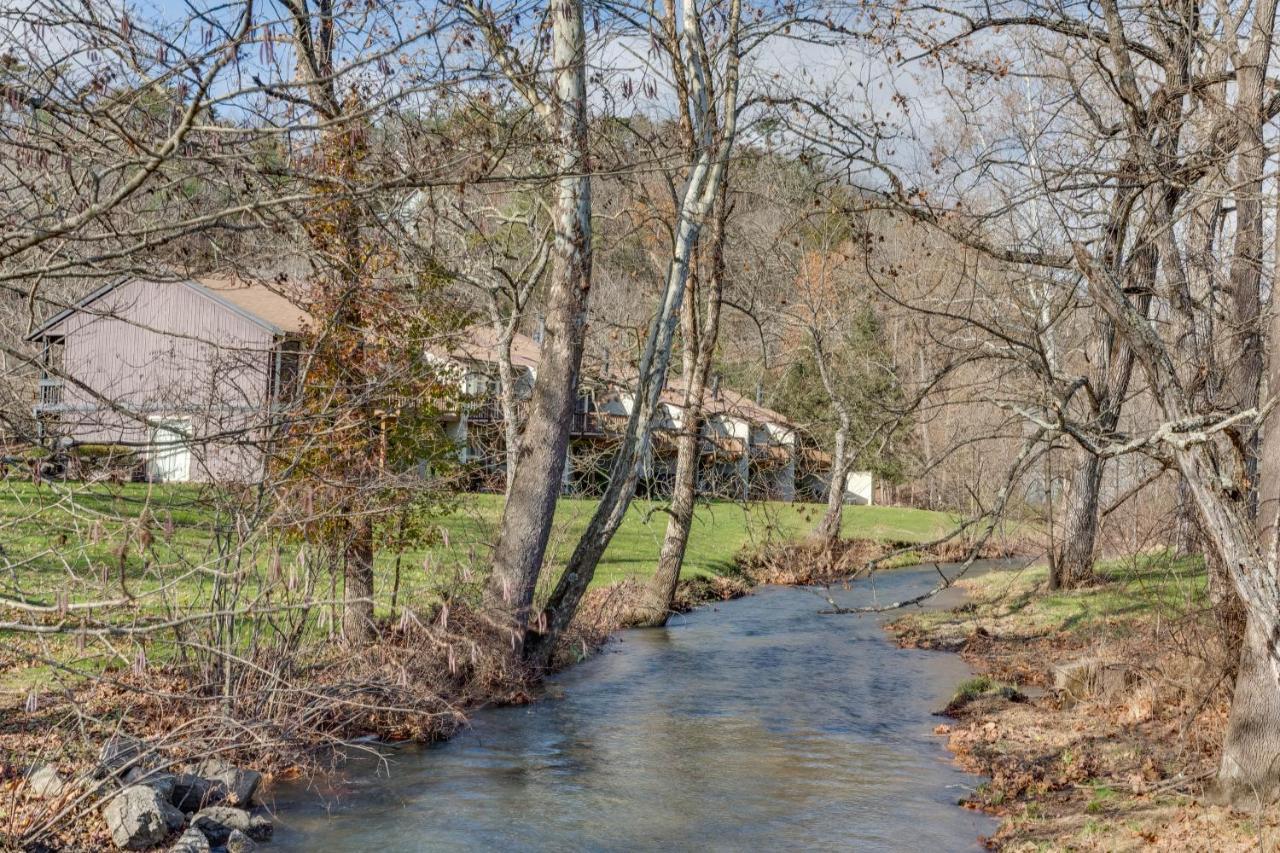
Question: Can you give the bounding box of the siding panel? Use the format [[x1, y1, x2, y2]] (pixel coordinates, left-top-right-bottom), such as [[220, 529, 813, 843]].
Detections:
[[51, 279, 276, 482]]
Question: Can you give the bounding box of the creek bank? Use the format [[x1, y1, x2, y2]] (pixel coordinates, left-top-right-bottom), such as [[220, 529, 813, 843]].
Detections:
[[268, 562, 1000, 850], [4, 533, 1029, 851], [889, 557, 1280, 851]]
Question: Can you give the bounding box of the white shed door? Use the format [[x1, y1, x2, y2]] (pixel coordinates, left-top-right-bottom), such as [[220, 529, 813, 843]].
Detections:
[[149, 418, 192, 482]]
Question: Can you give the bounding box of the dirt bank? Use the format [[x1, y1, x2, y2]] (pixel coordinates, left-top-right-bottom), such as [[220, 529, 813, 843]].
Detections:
[[889, 555, 1280, 851]]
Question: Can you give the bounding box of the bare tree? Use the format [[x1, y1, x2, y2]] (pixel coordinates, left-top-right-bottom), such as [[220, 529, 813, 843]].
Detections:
[[525, 0, 744, 665], [457, 0, 595, 652], [854, 0, 1280, 802]]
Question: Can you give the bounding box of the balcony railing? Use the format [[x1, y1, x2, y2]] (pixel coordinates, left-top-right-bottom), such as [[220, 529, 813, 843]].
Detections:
[[464, 399, 504, 422], [570, 411, 607, 436], [465, 397, 609, 437], [36, 378, 63, 409]]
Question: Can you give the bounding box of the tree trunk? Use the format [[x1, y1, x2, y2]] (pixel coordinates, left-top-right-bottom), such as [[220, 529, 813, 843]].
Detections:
[[810, 327, 853, 545], [483, 0, 592, 650], [494, 321, 521, 498], [631, 401, 703, 627], [1173, 476, 1200, 557], [343, 518, 375, 641], [815, 405, 852, 546], [522, 0, 742, 667], [1211, 610, 1280, 806], [1083, 238, 1280, 807], [632, 238, 725, 626], [1212, 156, 1280, 802], [1050, 452, 1103, 590]]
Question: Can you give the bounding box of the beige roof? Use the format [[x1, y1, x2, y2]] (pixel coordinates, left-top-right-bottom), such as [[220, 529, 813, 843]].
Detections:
[[436, 322, 796, 429], [430, 324, 543, 372], [660, 376, 795, 429], [195, 277, 312, 334]]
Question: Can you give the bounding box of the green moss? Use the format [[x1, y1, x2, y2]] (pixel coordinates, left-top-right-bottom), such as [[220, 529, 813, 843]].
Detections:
[[953, 675, 996, 701]]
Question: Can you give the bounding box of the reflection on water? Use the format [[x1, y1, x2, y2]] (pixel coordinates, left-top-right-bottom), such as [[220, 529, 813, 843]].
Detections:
[[271, 564, 1003, 852]]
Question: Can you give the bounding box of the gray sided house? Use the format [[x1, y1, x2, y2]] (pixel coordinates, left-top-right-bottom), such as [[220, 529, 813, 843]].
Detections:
[[27, 276, 310, 483]]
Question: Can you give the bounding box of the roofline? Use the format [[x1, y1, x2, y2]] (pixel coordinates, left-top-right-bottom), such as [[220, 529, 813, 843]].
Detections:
[[23, 275, 288, 342], [24, 276, 131, 342], [181, 279, 283, 336]]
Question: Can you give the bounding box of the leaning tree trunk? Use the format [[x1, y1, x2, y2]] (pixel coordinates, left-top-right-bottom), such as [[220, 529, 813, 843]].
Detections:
[[1050, 452, 1104, 590], [483, 0, 592, 651], [1211, 606, 1280, 805], [1081, 232, 1280, 807], [1212, 129, 1280, 801], [522, 0, 742, 668], [631, 399, 704, 627], [632, 228, 725, 628]]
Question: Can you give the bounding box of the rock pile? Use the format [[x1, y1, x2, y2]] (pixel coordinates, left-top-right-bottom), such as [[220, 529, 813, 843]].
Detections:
[[29, 736, 273, 851]]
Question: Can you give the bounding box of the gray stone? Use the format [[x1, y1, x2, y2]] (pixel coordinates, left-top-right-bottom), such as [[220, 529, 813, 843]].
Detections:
[[169, 826, 211, 853], [190, 806, 272, 844], [98, 735, 150, 778], [224, 829, 256, 853], [193, 759, 261, 807], [102, 784, 185, 850], [122, 767, 177, 801], [171, 773, 227, 812], [26, 764, 66, 799]]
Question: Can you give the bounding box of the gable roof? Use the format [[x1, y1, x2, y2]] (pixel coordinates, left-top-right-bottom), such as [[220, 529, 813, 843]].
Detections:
[[659, 375, 796, 429], [429, 325, 544, 373], [430, 322, 798, 431], [192, 277, 311, 334], [25, 275, 312, 341]]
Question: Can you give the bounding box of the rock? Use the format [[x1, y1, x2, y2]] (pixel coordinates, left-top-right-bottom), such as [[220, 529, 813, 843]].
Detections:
[[190, 806, 272, 844], [98, 735, 150, 778], [102, 785, 185, 850], [224, 829, 256, 853], [26, 764, 66, 799], [171, 773, 227, 812], [169, 827, 211, 853], [1053, 657, 1138, 708], [122, 767, 177, 801], [193, 759, 261, 807]]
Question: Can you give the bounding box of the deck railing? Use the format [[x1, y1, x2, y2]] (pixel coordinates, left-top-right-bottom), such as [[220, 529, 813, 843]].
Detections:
[[36, 378, 63, 409]]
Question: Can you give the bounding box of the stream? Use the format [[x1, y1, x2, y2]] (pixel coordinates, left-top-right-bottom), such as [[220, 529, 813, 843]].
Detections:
[[270, 562, 1004, 851]]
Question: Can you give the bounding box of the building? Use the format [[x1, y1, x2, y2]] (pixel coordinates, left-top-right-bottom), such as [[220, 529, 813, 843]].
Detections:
[[432, 325, 872, 505], [27, 275, 310, 482], [427, 325, 612, 493], [27, 288, 873, 504]]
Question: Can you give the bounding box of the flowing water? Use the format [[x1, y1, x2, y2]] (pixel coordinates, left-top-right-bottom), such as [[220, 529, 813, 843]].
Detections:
[[271, 563, 1004, 851]]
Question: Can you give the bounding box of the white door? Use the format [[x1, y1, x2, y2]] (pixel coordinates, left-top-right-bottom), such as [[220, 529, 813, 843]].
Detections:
[[149, 418, 192, 482]]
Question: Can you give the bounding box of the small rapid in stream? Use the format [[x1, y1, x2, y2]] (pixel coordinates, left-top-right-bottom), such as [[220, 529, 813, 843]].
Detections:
[[271, 562, 1005, 851]]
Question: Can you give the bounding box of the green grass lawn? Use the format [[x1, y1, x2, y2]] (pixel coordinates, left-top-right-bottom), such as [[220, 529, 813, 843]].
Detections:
[[0, 482, 959, 605], [0, 481, 960, 693], [417, 492, 958, 589], [894, 551, 1209, 642]]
